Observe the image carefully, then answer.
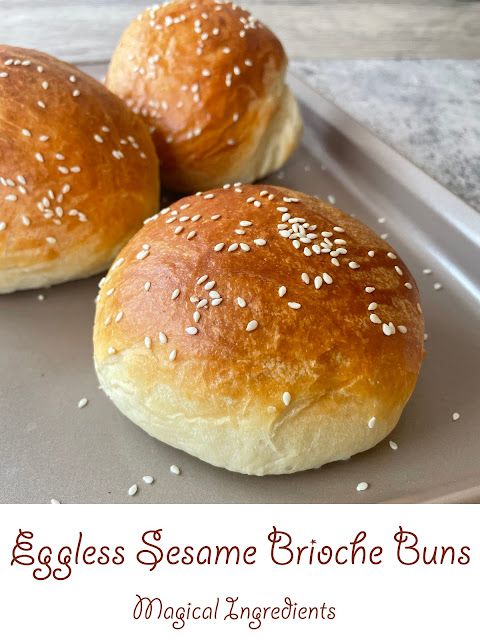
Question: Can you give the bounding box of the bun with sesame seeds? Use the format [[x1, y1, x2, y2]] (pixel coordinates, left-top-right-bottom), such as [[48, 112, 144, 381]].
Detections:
[[93, 184, 424, 476], [0, 45, 160, 294], [105, 0, 302, 193]]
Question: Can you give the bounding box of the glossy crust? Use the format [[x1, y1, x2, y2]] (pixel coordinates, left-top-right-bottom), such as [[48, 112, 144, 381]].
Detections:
[[106, 0, 302, 192], [94, 185, 424, 475], [0, 45, 160, 294]]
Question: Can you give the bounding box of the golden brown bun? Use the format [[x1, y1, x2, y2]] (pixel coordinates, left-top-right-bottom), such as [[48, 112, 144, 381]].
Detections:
[[94, 184, 424, 475], [106, 0, 302, 192], [0, 45, 160, 294]]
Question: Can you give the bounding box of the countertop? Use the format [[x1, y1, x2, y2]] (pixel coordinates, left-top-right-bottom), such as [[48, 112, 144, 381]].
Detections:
[[292, 59, 480, 212]]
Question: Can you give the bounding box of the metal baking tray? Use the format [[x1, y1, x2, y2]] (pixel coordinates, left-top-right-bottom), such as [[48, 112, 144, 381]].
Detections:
[[1, 69, 479, 504]]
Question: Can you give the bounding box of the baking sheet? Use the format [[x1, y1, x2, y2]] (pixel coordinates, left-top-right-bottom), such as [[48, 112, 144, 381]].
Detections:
[[1, 70, 479, 504]]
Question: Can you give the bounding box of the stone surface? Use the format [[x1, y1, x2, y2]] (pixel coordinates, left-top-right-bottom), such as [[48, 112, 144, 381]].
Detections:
[[292, 59, 480, 212]]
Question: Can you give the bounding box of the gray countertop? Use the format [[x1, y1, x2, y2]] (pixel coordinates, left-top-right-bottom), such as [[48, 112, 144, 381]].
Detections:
[[292, 59, 480, 213]]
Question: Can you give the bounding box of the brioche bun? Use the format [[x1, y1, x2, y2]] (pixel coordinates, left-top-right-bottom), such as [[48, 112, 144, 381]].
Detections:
[[0, 45, 160, 294], [106, 0, 302, 192], [93, 184, 424, 475]]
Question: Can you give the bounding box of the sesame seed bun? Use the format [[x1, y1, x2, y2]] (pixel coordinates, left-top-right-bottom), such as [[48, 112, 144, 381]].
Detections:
[[93, 185, 424, 475], [105, 0, 302, 193], [0, 45, 160, 294]]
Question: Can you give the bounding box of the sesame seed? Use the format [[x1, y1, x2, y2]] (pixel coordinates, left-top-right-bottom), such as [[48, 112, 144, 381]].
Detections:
[[404, 282, 413, 290], [382, 322, 395, 336], [322, 272, 333, 284], [333, 226, 345, 233], [144, 281, 151, 291], [171, 288, 180, 300], [21, 128, 32, 137], [365, 286, 375, 293], [142, 475, 154, 484], [368, 417, 376, 429], [186, 326, 198, 335], [239, 220, 252, 227], [301, 273, 310, 285], [433, 282, 443, 291], [253, 238, 266, 246], [278, 286, 287, 297], [277, 206, 289, 213], [288, 301, 301, 309], [187, 230, 196, 240], [348, 261, 360, 269], [46, 236, 56, 245], [282, 391, 291, 406], [115, 311, 123, 322], [367, 250, 375, 257], [159, 332, 168, 344], [144, 336, 152, 349], [387, 252, 396, 259], [327, 194, 336, 204], [94, 134, 103, 143], [368, 302, 378, 311], [246, 320, 258, 332], [203, 193, 215, 200], [77, 398, 88, 409], [136, 249, 149, 260], [395, 265, 403, 275], [128, 484, 138, 497], [174, 225, 183, 234], [35, 152, 44, 163], [239, 243, 250, 252], [228, 243, 238, 252], [106, 287, 115, 296], [107, 346, 116, 355], [37, 100, 46, 109], [397, 325, 407, 334], [170, 464, 181, 475], [253, 200, 261, 208], [169, 349, 177, 361], [370, 313, 381, 324], [69, 74, 77, 83], [214, 242, 225, 251], [314, 276, 322, 289], [423, 268, 432, 275], [237, 297, 247, 308], [452, 412, 460, 422], [356, 482, 369, 492], [5, 194, 17, 202]]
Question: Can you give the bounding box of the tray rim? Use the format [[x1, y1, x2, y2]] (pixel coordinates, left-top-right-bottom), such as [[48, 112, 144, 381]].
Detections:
[[288, 70, 480, 504]]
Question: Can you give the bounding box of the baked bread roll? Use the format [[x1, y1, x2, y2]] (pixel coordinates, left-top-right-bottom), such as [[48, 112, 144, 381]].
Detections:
[[0, 45, 160, 294], [106, 0, 302, 192], [94, 185, 424, 475]]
